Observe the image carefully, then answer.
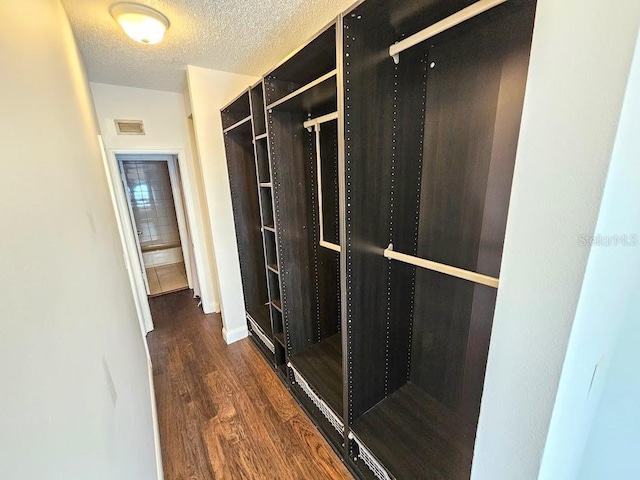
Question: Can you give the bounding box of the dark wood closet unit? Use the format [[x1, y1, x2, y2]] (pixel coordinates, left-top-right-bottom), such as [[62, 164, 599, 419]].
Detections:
[[222, 1, 538, 478], [343, 1, 536, 479], [222, 87, 276, 364], [264, 22, 345, 449]]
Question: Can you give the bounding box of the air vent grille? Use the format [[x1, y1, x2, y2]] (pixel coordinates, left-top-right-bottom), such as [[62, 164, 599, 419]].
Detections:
[[115, 119, 145, 135]]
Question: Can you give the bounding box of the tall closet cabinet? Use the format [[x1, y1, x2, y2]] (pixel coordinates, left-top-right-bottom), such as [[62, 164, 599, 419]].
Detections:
[[222, 1, 537, 478]]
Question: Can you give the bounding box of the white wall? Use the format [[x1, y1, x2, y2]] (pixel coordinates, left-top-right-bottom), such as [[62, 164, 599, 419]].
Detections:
[[578, 300, 640, 480], [537, 29, 640, 480], [90, 82, 221, 313], [0, 1, 159, 478], [472, 2, 640, 479], [186, 65, 259, 344]]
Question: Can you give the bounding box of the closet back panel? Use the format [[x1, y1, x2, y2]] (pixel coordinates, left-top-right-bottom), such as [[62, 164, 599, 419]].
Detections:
[[255, 140, 270, 184], [351, 0, 477, 40], [270, 110, 315, 354], [320, 120, 340, 246], [270, 110, 340, 354], [345, 0, 536, 421], [416, 2, 536, 279], [406, 2, 536, 426], [344, 13, 420, 420], [250, 84, 267, 137], [224, 124, 269, 317], [222, 93, 251, 130], [411, 270, 498, 425], [265, 25, 337, 105], [317, 120, 341, 339], [317, 247, 341, 339]]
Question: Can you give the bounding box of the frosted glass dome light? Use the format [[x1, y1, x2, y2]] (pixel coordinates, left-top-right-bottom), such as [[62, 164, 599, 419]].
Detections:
[[110, 3, 170, 45]]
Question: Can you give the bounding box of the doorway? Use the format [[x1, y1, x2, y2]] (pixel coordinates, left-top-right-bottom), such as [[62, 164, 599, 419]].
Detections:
[[117, 154, 193, 297]]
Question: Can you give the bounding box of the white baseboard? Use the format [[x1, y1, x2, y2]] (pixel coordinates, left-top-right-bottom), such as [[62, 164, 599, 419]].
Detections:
[[147, 358, 164, 480], [200, 297, 215, 313], [222, 325, 248, 345]]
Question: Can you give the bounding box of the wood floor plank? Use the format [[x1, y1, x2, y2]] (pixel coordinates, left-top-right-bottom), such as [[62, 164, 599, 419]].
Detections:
[[147, 290, 352, 480], [288, 413, 348, 480]]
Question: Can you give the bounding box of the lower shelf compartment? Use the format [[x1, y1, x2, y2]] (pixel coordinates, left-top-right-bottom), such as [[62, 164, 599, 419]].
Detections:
[[246, 313, 275, 355], [351, 382, 475, 480], [288, 367, 345, 455], [289, 333, 343, 417], [247, 304, 272, 337]]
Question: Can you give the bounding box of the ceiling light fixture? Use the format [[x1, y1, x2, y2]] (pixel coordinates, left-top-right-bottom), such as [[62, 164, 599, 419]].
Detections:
[[110, 3, 170, 45]]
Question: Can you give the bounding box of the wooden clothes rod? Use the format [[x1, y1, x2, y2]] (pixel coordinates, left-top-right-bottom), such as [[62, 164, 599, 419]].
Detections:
[[303, 111, 339, 130], [384, 244, 499, 288], [389, 0, 509, 63], [307, 111, 341, 254], [320, 240, 341, 253]]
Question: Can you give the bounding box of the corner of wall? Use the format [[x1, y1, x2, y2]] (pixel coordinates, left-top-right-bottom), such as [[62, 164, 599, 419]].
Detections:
[[184, 65, 259, 339], [222, 324, 249, 345]]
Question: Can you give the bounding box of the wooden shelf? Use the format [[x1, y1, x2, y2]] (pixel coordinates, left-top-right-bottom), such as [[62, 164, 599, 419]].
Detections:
[[255, 133, 268, 141], [247, 304, 272, 337], [290, 333, 343, 417], [267, 264, 279, 275], [221, 89, 251, 130], [259, 182, 272, 188], [263, 225, 276, 233], [271, 299, 282, 312], [352, 382, 475, 480], [223, 115, 252, 133], [266, 71, 337, 113], [264, 25, 336, 102]]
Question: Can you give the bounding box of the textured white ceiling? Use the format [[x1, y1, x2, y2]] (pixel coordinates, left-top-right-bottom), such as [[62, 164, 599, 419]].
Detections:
[[62, 0, 355, 92]]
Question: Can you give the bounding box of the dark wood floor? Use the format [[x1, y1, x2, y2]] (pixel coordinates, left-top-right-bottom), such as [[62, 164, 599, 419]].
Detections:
[[147, 290, 352, 480]]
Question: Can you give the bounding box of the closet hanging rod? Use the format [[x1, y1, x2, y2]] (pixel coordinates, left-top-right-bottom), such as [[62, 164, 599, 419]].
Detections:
[[312, 114, 342, 254], [303, 111, 339, 130], [320, 240, 341, 253], [389, 0, 509, 64], [384, 244, 499, 288]]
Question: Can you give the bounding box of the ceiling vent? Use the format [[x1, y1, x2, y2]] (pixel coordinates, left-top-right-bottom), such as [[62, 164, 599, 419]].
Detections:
[[115, 119, 145, 135]]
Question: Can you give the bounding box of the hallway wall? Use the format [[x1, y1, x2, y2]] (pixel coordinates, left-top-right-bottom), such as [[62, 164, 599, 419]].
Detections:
[[538, 27, 640, 480], [472, 1, 640, 479], [0, 1, 159, 478], [186, 65, 260, 344]]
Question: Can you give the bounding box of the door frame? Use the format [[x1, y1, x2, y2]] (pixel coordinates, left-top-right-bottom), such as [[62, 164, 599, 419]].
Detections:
[[117, 159, 152, 295], [104, 147, 206, 333], [117, 154, 195, 295]]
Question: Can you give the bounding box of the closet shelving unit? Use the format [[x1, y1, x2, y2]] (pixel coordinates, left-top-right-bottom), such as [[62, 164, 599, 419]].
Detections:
[[222, 87, 275, 365], [223, 0, 538, 478], [263, 22, 345, 449], [342, 0, 537, 479]]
